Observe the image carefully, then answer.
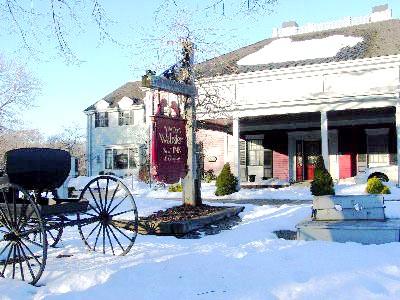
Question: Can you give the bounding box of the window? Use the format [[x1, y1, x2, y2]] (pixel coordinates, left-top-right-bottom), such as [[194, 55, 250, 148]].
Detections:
[[367, 134, 388, 164], [113, 149, 129, 169], [95, 112, 108, 127], [104, 147, 138, 170], [119, 110, 134, 126], [247, 139, 264, 166]]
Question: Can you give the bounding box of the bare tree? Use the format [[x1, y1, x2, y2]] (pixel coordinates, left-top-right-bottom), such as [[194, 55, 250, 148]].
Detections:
[[0, 0, 114, 64], [0, 54, 40, 130], [47, 124, 86, 175], [0, 128, 44, 168], [134, 0, 277, 119]]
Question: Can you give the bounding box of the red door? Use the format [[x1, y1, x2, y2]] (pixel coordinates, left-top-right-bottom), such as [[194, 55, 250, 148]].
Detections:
[[304, 141, 321, 181], [296, 141, 303, 181], [339, 154, 352, 179]]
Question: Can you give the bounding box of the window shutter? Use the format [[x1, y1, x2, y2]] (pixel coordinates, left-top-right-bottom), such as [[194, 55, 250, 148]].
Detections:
[[94, 113, 99, 127], [105, 112, 109, 127], [118, 111, 123, 126], [130, 110, 134, 125], [239, 140, 246, 166]]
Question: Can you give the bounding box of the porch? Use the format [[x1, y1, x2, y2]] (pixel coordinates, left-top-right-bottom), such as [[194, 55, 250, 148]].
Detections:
[[231, 107, 399, 185]]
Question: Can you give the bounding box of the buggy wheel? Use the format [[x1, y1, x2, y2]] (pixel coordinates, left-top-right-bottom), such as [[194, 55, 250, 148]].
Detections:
[[45, 216, 63, 247], [77, 176, 138, 256], [29, 215, 63, 248], [0, 183, 47, 285]]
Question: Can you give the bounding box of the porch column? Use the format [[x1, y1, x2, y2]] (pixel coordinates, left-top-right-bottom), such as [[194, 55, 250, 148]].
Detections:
[[321, 111, 329, 170], [396, 102, 400, 186], [233, 117, 241, 188]]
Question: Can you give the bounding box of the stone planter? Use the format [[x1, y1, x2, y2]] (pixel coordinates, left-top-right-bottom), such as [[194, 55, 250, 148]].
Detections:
[[312, 194, 385, 221]]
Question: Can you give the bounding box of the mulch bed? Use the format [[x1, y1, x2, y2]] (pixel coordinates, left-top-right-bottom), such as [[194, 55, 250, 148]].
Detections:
[[274, 230, 297, 240], [142, 204, 226, 223]]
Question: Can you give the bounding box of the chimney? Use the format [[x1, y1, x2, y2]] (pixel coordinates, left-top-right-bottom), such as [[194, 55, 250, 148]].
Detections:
[[370, 4, 392, 22], [278, 21, 299, 37]]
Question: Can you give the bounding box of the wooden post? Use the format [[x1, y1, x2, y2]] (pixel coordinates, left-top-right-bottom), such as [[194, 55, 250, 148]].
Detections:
[[181, 40, 202, 206], [396, 101, 400, 187]]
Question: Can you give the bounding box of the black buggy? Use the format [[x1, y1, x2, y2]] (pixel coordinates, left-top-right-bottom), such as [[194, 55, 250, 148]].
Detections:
[[0, 148, 139, 285]]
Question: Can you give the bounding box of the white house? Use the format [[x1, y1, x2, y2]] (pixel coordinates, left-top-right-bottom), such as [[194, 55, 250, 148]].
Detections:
[[196, 4, 400, 185], [84, 81, 148, 177]]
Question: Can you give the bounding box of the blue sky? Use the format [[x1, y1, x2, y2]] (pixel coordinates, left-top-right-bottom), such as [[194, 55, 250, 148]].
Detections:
[[2, 0, 400, 136]]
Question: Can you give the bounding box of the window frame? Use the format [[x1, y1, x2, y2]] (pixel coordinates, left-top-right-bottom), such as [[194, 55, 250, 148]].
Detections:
[[247, 139, 264, 166], [104, 147, 139, 170], [95, 112, 109, 127], [118, 110, 134, 126]]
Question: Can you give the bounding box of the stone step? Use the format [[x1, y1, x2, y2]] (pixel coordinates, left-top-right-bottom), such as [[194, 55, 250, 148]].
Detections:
[[296, 219, 400, 244]]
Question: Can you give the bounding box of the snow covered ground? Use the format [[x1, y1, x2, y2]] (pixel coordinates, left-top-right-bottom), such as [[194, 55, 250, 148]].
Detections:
[[2, 196, 400, 299], [1, 176, 400, 299]]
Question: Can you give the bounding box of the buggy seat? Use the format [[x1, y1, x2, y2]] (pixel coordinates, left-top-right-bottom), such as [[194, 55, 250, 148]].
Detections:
[[4, 148, 71, 191]]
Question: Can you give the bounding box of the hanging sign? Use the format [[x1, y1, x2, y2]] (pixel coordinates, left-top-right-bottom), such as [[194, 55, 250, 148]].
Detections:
[[142, 74, 196, 97], [151, 115, 188, 184]]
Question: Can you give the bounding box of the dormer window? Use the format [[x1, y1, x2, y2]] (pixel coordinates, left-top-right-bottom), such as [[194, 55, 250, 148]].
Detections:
[[95, 112, 108, 127], [119, 110, 134, 126]]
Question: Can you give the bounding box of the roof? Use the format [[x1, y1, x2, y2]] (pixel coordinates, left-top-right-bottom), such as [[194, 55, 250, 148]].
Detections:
[[84, 81, 145, 112], [195, 19, 400, 78]]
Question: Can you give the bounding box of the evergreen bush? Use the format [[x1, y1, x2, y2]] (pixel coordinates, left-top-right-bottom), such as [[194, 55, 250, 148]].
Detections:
[[203, 169, 216, 183], [168, 183, 182, 192], [366, 177, 391, 194], [215, 163, 238, 196], [310, 156, 335, 196]]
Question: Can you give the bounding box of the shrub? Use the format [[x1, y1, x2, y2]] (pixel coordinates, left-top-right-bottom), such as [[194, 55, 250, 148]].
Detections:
[[366, 177, 391, 194], [168, 183, 182, 192], [67, 187, 78, 198], [215, 163, 238, 196], [382, 186, 391, 194], [203, 169, 216, 183], [310, 156, 335, 196]]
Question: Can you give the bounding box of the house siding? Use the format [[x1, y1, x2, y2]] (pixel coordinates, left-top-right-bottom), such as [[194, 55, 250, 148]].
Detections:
[[87, 107, 147, 176], [197, 129, 226, 175], [273, 151, 289, 180]]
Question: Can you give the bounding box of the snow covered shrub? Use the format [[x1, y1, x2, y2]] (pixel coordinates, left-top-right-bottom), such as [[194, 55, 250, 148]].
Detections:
[[366, 177, 391, 194], [310, 156, 335, 196], [168, 183, 182, 192], [203, 169, 216, 183], [215, 163, 238, 196]]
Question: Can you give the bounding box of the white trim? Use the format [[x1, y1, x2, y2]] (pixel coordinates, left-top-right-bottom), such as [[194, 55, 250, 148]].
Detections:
[[245, 134, 264, 140], [365, 128, 390, 135], [321, 111, 329, 170], [233, 118, 241, 188], [197, 54, 400, 84]]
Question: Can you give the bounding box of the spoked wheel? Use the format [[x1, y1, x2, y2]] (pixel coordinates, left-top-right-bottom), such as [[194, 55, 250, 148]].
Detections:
[[29, 215, 63, 248], [77, 176, 138, 256], [0, 183, 47, 285]]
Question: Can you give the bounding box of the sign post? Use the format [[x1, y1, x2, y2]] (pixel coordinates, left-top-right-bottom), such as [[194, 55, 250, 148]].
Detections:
[[142, 40, 202, 206]]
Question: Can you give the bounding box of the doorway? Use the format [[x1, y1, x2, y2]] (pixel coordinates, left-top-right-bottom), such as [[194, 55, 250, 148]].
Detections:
[[296, 140, 321, 181]]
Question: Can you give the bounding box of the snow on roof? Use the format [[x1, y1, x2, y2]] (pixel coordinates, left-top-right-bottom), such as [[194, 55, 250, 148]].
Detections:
[[237, 35, 363, 66]]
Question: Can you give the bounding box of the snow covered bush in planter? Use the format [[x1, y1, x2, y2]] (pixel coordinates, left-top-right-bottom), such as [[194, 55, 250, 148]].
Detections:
[[310, 156, 335, 196], [366, 177, 391, 194], [215, 163, 238, 196]]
